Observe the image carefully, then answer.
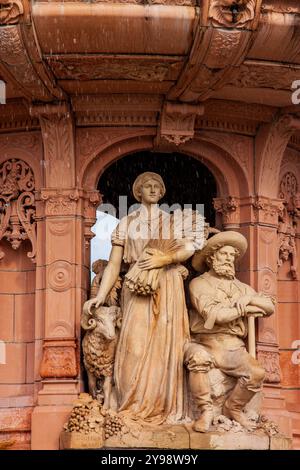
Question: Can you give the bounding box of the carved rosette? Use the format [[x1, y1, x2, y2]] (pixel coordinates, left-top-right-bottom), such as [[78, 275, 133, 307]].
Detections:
[[0, 0, 23, 25], [48, 261, 73, 292], [40, 339, 77, 379], [213, 196, 240, 227], [159, 102, 204, 146], [208, 0, 257, 29], [257, 349, 281, 384], [0, 159, 37, 262]]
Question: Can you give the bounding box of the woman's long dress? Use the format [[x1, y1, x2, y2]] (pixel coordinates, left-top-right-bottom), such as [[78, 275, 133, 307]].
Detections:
[[111, 207, 191, 424]]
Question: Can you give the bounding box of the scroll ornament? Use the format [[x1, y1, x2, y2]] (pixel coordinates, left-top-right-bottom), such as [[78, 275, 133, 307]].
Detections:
[[0, 159, 36, 262]]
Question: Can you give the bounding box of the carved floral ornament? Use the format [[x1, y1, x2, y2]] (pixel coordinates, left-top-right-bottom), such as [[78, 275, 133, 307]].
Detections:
[[208, 0, 257, 28], [213, 196, 240, 225], [159, 102, 204, 146], [0, 159, 36, 263], [0, 0, 23, 25], [277, 172, 299, 279], [257, 350, 281, 384]]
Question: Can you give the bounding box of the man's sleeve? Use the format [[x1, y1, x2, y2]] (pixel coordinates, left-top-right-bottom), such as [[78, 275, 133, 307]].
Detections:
[[111, 217, 127, 247], [244, 283, 276, 307], [190, 282, 223, 330]]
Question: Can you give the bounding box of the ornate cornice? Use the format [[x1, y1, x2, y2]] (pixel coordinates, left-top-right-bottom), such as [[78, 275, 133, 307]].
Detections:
[[261, 1, 300, 14], [46, 55, 183, 82], [226, 61, 300, 92]]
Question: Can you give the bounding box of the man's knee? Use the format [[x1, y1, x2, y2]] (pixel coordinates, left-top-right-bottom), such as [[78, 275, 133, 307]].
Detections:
[[184, 343, 215, 372], [252, 365, 265, 384], [247, 360, 265, 387]]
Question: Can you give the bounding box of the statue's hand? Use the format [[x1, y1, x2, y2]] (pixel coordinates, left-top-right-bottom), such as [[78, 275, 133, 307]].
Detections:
[[84, 294, 106, 314], [138, 248, 171, 270], [235, 295, 253, 316], [245, 305, 265, 317]]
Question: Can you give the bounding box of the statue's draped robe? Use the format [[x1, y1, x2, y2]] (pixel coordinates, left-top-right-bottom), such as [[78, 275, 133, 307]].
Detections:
[[112, 207, 192, 424]]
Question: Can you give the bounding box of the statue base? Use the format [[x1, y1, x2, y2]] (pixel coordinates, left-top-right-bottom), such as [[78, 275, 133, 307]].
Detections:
[[60, 424, 292, 450], [60, 431, 104, 450]]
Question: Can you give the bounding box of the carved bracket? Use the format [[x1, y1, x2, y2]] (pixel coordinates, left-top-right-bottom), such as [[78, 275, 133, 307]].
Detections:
[[157, 102, 204, 146], [168, 1, 262, 102], [0, 158, 36, 262]]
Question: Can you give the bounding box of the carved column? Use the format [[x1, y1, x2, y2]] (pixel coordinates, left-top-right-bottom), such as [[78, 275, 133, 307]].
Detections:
[[236, 196, 289, 430], [30, 103, 100, 448], [250, 197, 283, 384], [30, 104, 100, 405]]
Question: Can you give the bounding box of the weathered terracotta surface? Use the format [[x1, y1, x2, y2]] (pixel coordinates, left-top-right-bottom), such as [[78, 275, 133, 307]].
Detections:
[[0, 0, 299, 450]]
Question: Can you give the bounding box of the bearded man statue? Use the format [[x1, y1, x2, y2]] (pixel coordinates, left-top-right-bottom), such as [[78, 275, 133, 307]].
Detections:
[[184, 231, 275, 433]]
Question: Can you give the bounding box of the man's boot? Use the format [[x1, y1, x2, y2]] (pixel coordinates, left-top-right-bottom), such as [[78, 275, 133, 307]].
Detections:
[[223, 382, 257, 431], [189, 371, 213, 433]]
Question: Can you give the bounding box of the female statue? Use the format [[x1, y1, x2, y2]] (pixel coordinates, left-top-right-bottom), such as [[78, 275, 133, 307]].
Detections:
[[85, 172, 203, 424]]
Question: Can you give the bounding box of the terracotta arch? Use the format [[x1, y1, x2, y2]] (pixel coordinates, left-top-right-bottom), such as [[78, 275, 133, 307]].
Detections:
[[82, 132, 247, 200]]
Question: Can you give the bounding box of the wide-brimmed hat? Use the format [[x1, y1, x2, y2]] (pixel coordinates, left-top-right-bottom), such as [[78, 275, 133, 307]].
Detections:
[[192, 231, 248, 273]]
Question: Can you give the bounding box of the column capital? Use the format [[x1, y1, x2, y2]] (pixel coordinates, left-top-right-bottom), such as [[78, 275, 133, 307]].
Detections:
[[36, 188, 101, 218]]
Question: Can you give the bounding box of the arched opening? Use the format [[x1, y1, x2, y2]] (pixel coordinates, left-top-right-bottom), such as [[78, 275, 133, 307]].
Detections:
[[90, 151, 217, 266], [86, 150, 218, 395]]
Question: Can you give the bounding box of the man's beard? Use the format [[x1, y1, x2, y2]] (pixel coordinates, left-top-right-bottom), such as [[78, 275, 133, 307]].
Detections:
[[212, 258, 235, 279]]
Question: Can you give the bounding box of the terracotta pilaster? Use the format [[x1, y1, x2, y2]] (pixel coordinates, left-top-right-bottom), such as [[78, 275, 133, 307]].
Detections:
[[29, 104, 100, 448], [240, 196, 292, 434]]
